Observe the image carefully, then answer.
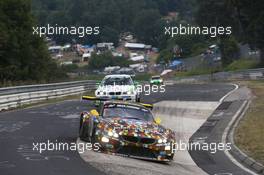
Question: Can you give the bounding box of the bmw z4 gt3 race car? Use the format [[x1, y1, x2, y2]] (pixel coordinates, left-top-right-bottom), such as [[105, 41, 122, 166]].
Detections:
[[79, 96, 176, 162]]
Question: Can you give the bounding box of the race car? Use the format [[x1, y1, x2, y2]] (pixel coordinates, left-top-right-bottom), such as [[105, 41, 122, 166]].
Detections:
[[95, 74, 140, 102], [79, 96, 176, 161], [150, 75, 163, 85]]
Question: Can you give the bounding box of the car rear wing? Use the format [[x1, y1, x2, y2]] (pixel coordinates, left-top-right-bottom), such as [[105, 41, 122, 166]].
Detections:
[[82, 96, 153, 110], [139, 103, 153, 110]]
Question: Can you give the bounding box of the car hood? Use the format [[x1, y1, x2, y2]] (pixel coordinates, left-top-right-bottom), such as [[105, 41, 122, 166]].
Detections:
[[96, 85, 135, 93], [98, 117, 174, 139]]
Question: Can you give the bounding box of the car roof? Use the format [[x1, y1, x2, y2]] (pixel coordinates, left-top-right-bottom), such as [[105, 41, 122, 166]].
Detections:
[[151, 75, 161, 78], [104, 74, 131, 78]]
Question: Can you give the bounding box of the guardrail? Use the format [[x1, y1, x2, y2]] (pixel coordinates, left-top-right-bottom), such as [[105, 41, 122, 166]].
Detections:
[[172, 68, 264, 83], [0, 68, 263, 111], [0, 80, 97, 111]]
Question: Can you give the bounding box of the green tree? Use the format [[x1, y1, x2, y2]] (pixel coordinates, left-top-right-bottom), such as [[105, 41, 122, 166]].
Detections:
[[219, 36, 239, 66], [89, 51, 131, 69], [0, 0, 65, 84], [236, 0, 264, 65], [157, 49, 174, 63], [196, 0, 240, 66], [133, 9, 162, 46]]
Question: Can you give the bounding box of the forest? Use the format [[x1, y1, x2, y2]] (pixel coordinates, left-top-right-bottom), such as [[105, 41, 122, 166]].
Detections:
[[0, 0, 263, 84]]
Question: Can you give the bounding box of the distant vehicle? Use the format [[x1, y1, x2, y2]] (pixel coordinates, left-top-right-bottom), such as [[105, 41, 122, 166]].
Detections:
[[104, 66, 121, 74], [82, 53, 91, 59], [150, 76, 163, 85], [124, 35, 133, 41], [48, 46, 62, 54], [112, 52, 123, 57], [248, 50, 259, 55], [95, 74, 140, 103], [129, 64, 147, 73], [55, 54, 63, 59], [60, 61, 73, 65], [213, 56, 221, 62], [80, 97, 176, 162]]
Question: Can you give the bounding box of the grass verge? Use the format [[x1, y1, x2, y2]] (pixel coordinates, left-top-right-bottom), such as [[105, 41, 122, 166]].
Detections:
[[225, 58, 258, 71], [235, 80, 264, 165]]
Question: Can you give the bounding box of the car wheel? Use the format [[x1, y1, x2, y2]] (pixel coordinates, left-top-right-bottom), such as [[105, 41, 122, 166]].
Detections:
[[79, 114, 84, 133], [168, 153, 174, 160], [79, 124, 90, 142], [136, 95, 140, 102]]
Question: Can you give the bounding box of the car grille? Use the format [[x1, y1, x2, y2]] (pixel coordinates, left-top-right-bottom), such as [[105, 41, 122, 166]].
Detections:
[[122, 136, 155, 144], [117, 146, 157, 158], [109, 92, 121, 95], [122, 135, 139, 143], [141, 138, 156, 144]]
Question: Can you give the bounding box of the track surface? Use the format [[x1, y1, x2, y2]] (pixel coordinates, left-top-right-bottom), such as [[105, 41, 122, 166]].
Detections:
[[0, 83, 236, 175]]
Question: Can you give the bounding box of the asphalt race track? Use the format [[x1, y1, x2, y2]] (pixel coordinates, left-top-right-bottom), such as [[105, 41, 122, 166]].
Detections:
[[0, 83, 250, 175]]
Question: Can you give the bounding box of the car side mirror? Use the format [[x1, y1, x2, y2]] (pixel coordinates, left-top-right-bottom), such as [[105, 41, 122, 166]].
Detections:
[[154, 117, 162, 125], [90, 109, 99, 117]]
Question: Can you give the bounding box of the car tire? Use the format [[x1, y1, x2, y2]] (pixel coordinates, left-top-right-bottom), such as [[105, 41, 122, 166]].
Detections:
[[80, 116, 95, 142], [168, 153, 174, 161], [79, 114, 84, 133], [79, 124, 90, 142], [136, 95, 140, 102]]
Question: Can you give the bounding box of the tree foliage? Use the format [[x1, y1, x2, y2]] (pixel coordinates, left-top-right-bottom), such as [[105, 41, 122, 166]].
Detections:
[[31, 0, 193, 47], [196, 0, 264, 66], [89, 52, 131, 69], [0, 0, 66, 84]]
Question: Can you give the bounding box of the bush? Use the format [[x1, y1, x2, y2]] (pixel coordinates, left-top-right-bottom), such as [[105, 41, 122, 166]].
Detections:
[[225, 59, 258, 71], [89, 51, 132, 69]]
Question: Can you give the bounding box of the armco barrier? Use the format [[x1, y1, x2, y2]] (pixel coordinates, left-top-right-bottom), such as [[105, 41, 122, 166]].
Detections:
[[0, 80, 97, 111], [172, 68, 264, 83]]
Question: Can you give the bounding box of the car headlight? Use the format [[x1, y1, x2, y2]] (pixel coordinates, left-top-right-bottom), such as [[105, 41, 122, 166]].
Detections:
[[97, 91, 104, 96], [158, 138, 167, 144], [165, 145, 171, 150], [108, 131, 119, 138], [108, 131, 113, 137], [101, 136, 109, 143], [113, 133, 119, 138]]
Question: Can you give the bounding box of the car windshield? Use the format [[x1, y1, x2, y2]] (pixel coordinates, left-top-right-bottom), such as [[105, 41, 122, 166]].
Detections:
[[102, 77, 133, 86], [151, 76, 161, 80], [102, 104, 154, 122]]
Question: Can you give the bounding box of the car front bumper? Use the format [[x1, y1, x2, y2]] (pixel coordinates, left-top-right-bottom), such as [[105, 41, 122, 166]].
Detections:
[[96, 95, 136, 102], [97, 136, 174, 161]]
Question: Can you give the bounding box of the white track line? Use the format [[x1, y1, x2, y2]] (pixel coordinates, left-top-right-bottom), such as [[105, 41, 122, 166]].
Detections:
[[221, 101, 257, 175], [220, 83, 257, 174], [219, 84, 239, 103]]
